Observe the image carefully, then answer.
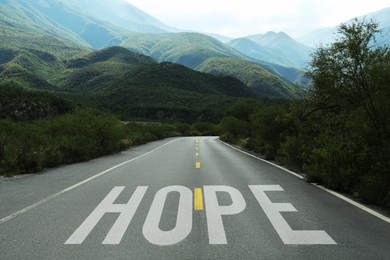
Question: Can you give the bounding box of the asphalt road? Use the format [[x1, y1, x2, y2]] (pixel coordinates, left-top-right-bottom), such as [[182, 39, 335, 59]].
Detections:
[[0, 137, 389, 259]]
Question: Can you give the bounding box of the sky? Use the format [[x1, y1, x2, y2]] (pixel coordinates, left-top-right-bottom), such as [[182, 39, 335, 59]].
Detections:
[[126, 0, 390, 38]]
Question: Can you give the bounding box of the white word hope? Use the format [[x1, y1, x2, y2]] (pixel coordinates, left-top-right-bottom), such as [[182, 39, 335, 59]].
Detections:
[[65, 185, 336, 246]]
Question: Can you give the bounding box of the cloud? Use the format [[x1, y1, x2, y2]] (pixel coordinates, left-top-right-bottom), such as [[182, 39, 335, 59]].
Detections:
[[127, 0, 390, 37]]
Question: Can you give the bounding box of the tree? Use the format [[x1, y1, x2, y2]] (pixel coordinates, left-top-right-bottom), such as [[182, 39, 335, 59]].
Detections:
[[308, 18, 390, 140], [307, 19, 390, 205]]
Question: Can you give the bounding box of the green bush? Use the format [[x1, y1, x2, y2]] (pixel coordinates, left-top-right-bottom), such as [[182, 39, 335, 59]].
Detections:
[[219, 116, 249, 143], [0, 109, 125, 175]]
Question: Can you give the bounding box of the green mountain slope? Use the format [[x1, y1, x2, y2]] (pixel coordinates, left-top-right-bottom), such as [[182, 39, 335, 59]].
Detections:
[[0, 0, 131, 49], [0, 46, 258, 121], [256, 60, 309, 87], [57, 47, 257, 120], [0, 0, 91, 58], [121, 32, 248, 69], [0, 0, 179, 52], [91, 62, 257, 121], [0, 80, 74, 120], [0, 47, 65, 90], [0, 0, 89, 46], [245, 32, 312, 69], [62, 0, 178, 33], [56, 46, 157, 91], [121, 32, 300, 98], [66, 46, 156, 68], [196, 57, 299, 99], [0, 1, 304, 99]]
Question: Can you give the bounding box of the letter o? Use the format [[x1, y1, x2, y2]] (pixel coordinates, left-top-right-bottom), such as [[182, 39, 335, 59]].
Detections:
[[143, 186, 192, 245]]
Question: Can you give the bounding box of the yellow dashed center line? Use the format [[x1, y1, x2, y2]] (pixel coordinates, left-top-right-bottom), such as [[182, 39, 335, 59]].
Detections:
[[195, 138, 201, 170], [194, 188, 204, 210]]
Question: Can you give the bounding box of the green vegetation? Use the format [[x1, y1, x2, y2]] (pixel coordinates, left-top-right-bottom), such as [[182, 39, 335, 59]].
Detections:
[[0, 1, 89, 59], [196, 57, 299, 98], [219, 20, 390, 209], [121, 32, 246, 69], [54, 46, 156, 91], [0, 0, 130, 50], [1, 45, 257, 122], [90, 62, 256, 121], [3, 1, 387, 212], [245, 32, 312, 69], [0, 0, 306, 100], [0, 82, 74, 121], [0, 46, 240, 175], [0, 48, 64, 90], [0, 107, 219, 176], [121, 32, 301, 98]]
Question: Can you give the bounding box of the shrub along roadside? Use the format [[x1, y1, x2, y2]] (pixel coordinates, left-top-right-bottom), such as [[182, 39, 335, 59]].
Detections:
[[0, 108, 218, 176], [219, 98, 390, 210]]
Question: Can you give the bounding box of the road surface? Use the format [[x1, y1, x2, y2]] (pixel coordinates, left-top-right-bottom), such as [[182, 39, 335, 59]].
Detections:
[[0, 137, 389, 259]]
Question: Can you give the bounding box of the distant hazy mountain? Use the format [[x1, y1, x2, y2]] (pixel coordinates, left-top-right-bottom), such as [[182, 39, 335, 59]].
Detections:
[[62, 0, 178, 33], [298, 7, 390, 47], [0, 0, 130, 49], [244, 32, 313, 69], [257, 60, 309, 87], [0, 0, 89, 51], [297, 28, 338, 48], [227, 38, 298, 68], [0, 0, 178, 50], [121, 32, 247, 69], [203, 33, 234, 43]]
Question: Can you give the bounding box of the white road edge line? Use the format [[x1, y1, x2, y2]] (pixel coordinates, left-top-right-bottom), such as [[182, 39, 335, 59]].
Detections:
[[0, 139, 179, 225], [313, 184, 390, 224], [218, 139, 390, 224], [218, 139, 304, 179]]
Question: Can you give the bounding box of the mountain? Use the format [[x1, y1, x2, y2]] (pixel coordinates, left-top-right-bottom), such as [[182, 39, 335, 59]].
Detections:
[[120, 32, 302, 97], [0, 47, 64, 90], [298, 7, 390, 47], [204, 33, 233, 43], [54, 46, 157, 91], [257, 60, 309, 87], [0, 0, 133, 49], [0, 46, 257, 121], [0, 1, 90, 57], [227, 38, 298, 68], [244, 32, 313, 69], [363, 7, 390, 47], [121, 32, 248, 69], [64, 48, 259, 121], [297, 28, 337, 48], [0, 0, 178, 51], [0, 0, 304, 102], [196, 57, 299, 99], [0, 81, 74, 121], [59, 0, 178, 33], [92, 61, 257, 121]]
